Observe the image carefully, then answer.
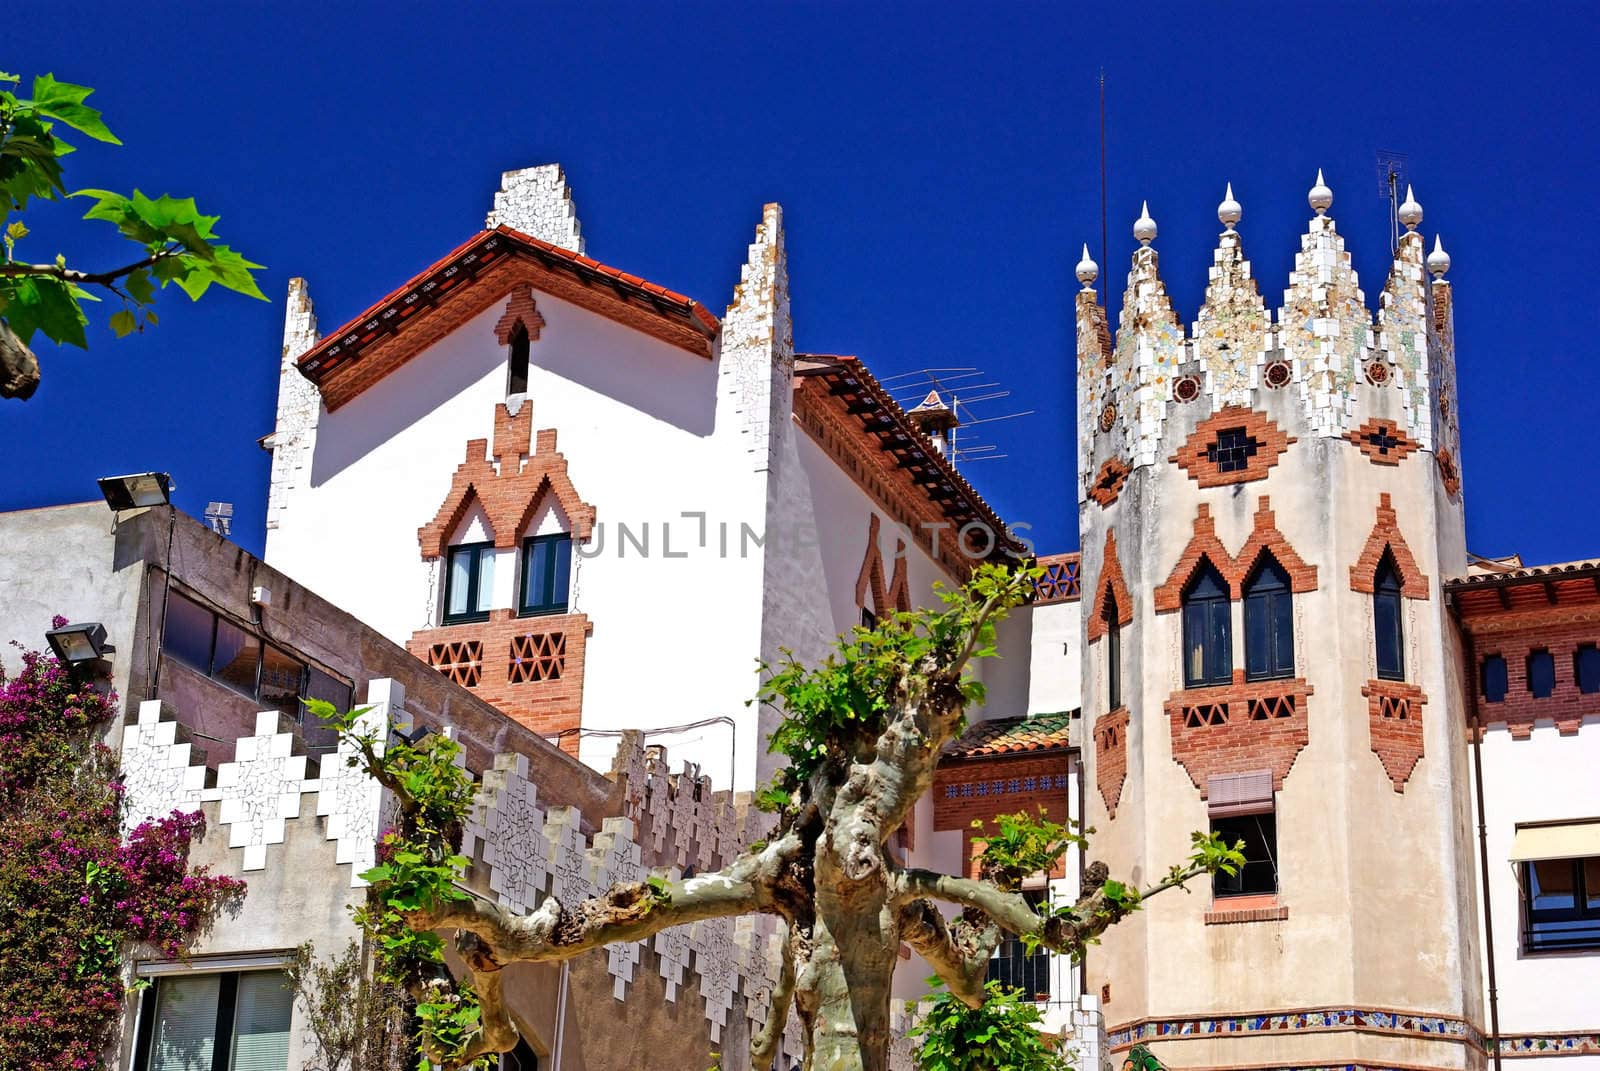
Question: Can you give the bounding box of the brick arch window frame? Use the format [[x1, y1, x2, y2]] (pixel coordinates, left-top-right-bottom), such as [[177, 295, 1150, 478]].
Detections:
[[1373, 549, 1407, 681], [1349, 493, 1430, 682], [494, 284, 547, 399], [1103, 585, 1123, 711]]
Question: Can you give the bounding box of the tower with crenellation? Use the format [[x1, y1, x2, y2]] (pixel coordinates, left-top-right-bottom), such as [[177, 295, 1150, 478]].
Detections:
[[1073, 173, 1485, 1070]]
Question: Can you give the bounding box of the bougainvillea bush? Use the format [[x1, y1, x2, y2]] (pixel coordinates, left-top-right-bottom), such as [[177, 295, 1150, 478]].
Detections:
[[0, 624, 244, 1068]]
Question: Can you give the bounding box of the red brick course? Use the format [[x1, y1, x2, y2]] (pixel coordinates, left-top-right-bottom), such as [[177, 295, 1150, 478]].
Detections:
[[1346, 417, 1419, 466], [1153, 498, 1318, 613], [1087, 529, 1133, 643], [1468, 620, 1600, 738], [408, 609, 591, 751], [418, 401, 597, 557], [1363, 679, 1427, 790], [933, 752, 1072, 879], [1348, 494, 1429, 599], [1169, 406, 1295, 489], [1093, 707, 1129, 818], [1165, 672, 1314, 797]]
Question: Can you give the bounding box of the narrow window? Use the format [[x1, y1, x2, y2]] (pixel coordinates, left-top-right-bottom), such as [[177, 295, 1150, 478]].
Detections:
[[1104, 587, 1122, 710], [518, 533, 572, 617], [1374, 551, 1405, 681], [1183, 560, 1232, 688], [1243, 556, 1295, 682], [506, 322, 530, 396], [859, 605, 877, 629], [1523, 857, 1600, 952], [161, 592, 217, 674], [444, 542, 496, 624], [1527, 649, 1556, 699], [136, 970, 293, 1071], [985, 889, 1052, 1000], [1211, 811, 1278, 898], [1481, 654, 1509, 703], [1576, 645, 1600, 695]]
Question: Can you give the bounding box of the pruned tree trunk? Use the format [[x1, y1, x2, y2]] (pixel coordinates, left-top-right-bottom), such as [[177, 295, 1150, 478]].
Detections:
[[0, 320, 40, 400]]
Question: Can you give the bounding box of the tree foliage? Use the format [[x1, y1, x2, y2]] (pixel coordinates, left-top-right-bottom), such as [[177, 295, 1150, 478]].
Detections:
[[335, 563, 1244, 1071], [909, 980, 1068, 1071], [0, 69, 264, 399]]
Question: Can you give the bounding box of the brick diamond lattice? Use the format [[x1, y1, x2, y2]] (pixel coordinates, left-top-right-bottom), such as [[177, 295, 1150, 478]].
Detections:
[[1249, 693, 1297, 720], [1184, 703, 1229, 728], [1033, 553, 1083, 603], [429, 639, 483, 687], [508, 631, 565, 683]]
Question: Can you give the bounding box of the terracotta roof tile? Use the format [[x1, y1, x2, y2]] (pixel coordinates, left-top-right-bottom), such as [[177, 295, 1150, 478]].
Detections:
[[944, 710, 1077, 759]]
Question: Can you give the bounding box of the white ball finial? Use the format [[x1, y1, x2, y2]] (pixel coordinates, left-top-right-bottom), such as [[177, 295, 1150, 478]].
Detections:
[[1309, 169, 1333, 215], [1398, 185, 1423, 231], [1075, 243, 1099, 289], [1427, 235, 1451, 278], [1218, 182, 1242, 229], [1133, 200, 1157, 245]]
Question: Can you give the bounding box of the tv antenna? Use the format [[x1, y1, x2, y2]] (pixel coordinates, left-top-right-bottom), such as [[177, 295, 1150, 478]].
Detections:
[[1376, 150, 1410, 253], [880, 366, 1035, 473], [204, 501, 234, 537]]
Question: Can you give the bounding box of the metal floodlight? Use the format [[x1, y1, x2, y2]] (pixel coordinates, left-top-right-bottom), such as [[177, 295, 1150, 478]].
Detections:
[[390, 722, 434, 747], [98, 471, 174, 511], [45, 621, 110, 664]]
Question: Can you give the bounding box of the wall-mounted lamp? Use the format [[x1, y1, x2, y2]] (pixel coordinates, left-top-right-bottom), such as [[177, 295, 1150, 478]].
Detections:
[[98, 471, 174, 511], [45, 621, 112, 665], [390, 722, 435, 747]]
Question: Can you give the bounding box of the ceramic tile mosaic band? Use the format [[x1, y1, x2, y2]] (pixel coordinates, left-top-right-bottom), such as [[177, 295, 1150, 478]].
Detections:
[[943, 774, 1071, 799], [1495, 1034, 1600, 1058], [1108, 1008, 1486, 1053]]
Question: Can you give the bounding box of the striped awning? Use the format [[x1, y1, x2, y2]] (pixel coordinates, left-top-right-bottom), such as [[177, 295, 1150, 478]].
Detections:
[[1208, 770, 1274, 817]]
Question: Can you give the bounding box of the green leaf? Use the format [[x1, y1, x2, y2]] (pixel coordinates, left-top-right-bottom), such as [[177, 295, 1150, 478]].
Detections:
[[30, 73, 120, 144], [125, 268, 155, 306], [0, 274, 89, 347], [108, 309, 137, 337], [6, 222, 28, 240]]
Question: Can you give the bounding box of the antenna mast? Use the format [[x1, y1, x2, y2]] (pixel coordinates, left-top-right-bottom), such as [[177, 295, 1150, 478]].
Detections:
[[1376, 149, 1409, 253]]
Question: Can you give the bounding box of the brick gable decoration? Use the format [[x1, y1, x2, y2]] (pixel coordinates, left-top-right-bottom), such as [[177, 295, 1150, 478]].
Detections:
[[855, 513, 912, 617], [1165, 671, 1314, 798], [1363, 679, 1427, 790], [1346, 417, 1419, 466], [419, 400, 596, 557], [1348, 493, 1429, 599], [1153, 498, 1318, 612], [1169, 406, 1295, 489], [1087, 529, 1133, 643], [1089, 457, 1131, 508], [1093, 708, 1129, 817], [494, 283, 546, 345]]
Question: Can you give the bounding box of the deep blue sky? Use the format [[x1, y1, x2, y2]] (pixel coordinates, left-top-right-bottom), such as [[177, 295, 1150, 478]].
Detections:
[[5, 3, 1597, 566]]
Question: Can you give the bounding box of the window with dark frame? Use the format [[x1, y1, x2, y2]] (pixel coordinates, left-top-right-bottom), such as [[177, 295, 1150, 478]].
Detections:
[[506, 322, 531, 396], [1482, 654, 1509, 703], [133, 969, 293, 1071], [518, 533, 572, 617], [1183, 559, 1233, 688], [1243, 556, 1295, 682], [1205, 426, 1261, 473], [1211, 812, 1278, 898], [1523, 856, 1600, 952], [860, 605, 877, 629], [985, 889, 1052, 1000], [158, 591, 353, 742], [1527, 649, 1556, 699], [1374, 551, 1406, 681], [444, 542, 496, 624], [1576, 645, 1600, 695], [1104, 587, 1122, 710]]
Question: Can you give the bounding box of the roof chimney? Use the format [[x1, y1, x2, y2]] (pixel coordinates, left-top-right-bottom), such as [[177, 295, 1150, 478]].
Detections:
[[907, 390, 958, 456]]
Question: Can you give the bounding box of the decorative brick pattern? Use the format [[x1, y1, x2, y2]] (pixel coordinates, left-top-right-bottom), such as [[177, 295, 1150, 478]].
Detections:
[[1204, 901, 1290, 925], [418, 400, 596, 557], [1466, 620, 1600, 739], [1032, 553, 1081, 604], [1166, 672, 1314, 797], [493, 283, 546, 345], [428, 639, 484, 687], [1346, 417, 1419, 466], [1436, 447, 1461, 498], [1348, 494, 1430, 599], [933, 752, 1072, 879], [1089, 457, 1131, 508], [410, 611, 591, 747], [1155, 498, 1318, 612], [1094, 708, 1129, 818], [1087, 529, 1134, 642], [1169, 406, 1295, 489], [1363, 679, 1427, 790]]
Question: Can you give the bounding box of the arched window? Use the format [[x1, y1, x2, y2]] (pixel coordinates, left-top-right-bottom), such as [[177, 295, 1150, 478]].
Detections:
[[1104, 587, 1122, 710], [506, 321, 531, 396], [1243, 556, 1294, 682], [1183, 559, 1232, 688], [1374, 551, 1405, 681]]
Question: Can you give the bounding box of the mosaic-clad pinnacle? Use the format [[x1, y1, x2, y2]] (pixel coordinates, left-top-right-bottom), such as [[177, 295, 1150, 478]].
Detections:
[[1218, 183, 1242, 229], [1076, 243, 1099, 288], [1398, 185, 1423, 231], [1134, 200, 1157, 245], [1309, 169, 1333, 215], [1428, 235, 1452, 277]]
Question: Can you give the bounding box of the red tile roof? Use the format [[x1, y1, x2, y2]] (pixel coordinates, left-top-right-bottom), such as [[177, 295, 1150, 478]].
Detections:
[[297, 227, 719, 408], [943, 710, 1077, 759]]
